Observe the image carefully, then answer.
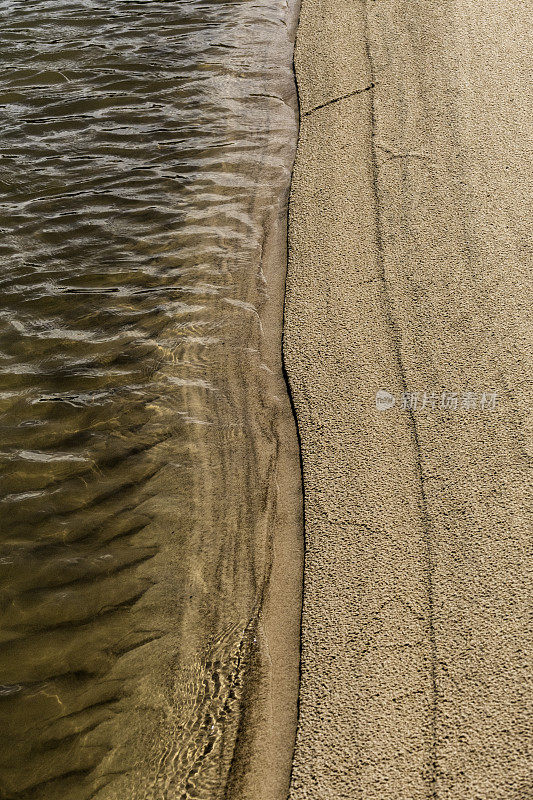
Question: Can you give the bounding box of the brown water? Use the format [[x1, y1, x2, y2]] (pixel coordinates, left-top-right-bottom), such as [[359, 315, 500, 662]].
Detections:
[[0, 2, 301, 798]]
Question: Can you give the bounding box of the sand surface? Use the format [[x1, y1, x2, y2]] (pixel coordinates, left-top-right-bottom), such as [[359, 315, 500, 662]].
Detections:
[[284, 1, 532, 798]]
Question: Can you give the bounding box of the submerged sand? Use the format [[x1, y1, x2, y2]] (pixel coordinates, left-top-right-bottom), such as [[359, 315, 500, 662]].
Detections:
[[285, 1, 532, 798], [0, 5, 303, 799]]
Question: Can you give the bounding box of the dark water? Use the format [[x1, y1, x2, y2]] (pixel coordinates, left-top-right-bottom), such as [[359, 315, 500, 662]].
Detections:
[[0, 1, 299, 797]]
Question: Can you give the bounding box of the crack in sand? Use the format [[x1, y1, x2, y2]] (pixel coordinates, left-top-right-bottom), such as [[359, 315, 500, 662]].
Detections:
[[303, 83, 375, 116], [362, 6, 438, 798]]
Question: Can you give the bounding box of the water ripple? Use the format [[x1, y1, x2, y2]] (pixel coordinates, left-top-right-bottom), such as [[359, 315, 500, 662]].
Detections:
[[0, 0, 297, 796]]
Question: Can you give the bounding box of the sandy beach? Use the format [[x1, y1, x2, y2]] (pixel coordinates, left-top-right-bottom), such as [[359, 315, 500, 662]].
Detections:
[[1, 1, 530, 797], [284, 1, 531, 798]]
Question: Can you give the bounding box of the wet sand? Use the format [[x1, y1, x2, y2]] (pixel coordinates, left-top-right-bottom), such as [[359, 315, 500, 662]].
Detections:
[[285, 1, 531, 798]]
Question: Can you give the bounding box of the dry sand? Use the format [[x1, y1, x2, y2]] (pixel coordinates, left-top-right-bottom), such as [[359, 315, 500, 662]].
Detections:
[[284, 1, 532, 798]]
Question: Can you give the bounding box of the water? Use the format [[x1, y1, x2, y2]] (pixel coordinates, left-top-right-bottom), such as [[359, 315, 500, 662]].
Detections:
[[0, 2, 300, 797]]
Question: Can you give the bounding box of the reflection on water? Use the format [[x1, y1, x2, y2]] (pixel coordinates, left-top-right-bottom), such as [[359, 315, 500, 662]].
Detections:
[[0, 1, 299, 797]]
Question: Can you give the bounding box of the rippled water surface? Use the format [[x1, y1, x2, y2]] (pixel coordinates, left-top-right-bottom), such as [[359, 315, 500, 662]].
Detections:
[[0, 1, 299, 797]]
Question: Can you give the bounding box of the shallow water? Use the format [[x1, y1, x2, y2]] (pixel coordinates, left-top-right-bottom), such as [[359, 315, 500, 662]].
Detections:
[[0, 1, 299, 797]]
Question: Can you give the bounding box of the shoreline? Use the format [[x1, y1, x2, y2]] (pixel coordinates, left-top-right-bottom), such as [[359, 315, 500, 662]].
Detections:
[[285, 1, 531, 797]]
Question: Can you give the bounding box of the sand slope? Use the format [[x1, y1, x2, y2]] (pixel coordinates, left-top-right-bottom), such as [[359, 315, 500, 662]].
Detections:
[[284, 1, 532, 797]]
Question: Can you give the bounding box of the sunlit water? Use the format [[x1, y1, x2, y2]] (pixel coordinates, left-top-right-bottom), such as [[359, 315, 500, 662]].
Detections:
[[0, 1, 299, 797]]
